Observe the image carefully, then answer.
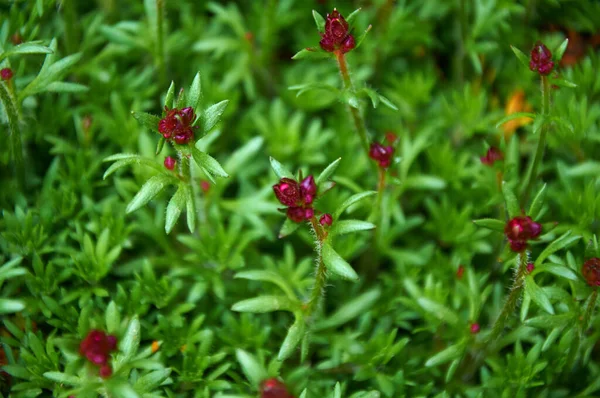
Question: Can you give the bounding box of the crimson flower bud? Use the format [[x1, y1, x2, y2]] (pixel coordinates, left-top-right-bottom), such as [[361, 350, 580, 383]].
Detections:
[[201, 180, 210, 193], [287, 206, 307, 223], [456, 265, 465, 279], [505, 216, 542, 252], [99, 364, 113, 379], [480, 147, 504, 166], [260, 378, 294, 398], [1, 68, 13, 81], [173, 127, 194, 144], [79, 330, 118, 366], [319, 213, 333, 226], [319, 9, 355, 54], [385, 131, 398, 144], [529, 42, 554, 76], [526, 263, 535, 273], [369, 142, 394, 168], [470, 323, 480, 334], [300, 175, 317, 204], [178, 107, 196, 126], [164, 156, 176, 170], [273, 178, 301, 207], [582, 258, 600, 287]]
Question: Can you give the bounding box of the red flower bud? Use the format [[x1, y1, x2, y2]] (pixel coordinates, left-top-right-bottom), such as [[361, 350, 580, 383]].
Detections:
[[456, 265, 465, 279], [385, 131, 398, 144], [526, 263, 535, 273], [319, 213, 333, 226], [470, 323, 480, 334], [173, 127, 194, 144], [1, 68, 13, 81], [164, 156, 176, 170], [300, 175, 317, 204], [582, 258, 600, 287], [505, 216, 542, 252], [201, 180, 210, 193], [99, 364, 113, 379], [79, 330, 118, 366], [319, 9, 355, 54], [260, 378, 294, 398], [529, 42, 554, 76], [480, 147, 504, 166], [369, 142, 394, 168], [287, 206, 307, 223], [158, 107, 197, 144], [273, 178, 301, 207]]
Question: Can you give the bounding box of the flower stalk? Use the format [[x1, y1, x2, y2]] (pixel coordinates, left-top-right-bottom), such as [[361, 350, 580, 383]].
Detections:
[[304, 216, 328, 319], [0, 80, 24, 186]]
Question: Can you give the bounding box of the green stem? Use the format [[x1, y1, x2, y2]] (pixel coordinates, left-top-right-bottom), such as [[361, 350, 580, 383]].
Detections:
[[304, 217, 328, 319], [335, 51, 370, 157], [522, 75, 550, 204], [582, 289, 598, 334], [0, 81, 24, 186], [489, 251, 529, 342]]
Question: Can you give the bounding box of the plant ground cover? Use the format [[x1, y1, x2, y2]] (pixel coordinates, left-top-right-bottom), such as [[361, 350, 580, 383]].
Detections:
[[1, 1, 600, 397]]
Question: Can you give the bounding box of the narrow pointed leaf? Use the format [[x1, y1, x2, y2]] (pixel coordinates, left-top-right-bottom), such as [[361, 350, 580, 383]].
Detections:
[[278, 317, 305, 361], [322, 242, 358, 281], [126, 174, 172, 213]]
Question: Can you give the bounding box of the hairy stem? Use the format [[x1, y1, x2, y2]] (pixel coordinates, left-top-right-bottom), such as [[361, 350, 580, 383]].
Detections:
[[489, 251, 529, 342], [335, 51, 370, 157], [304, 216, 328, 319], [0, 81, 24, 186], [522, 75, 550, 204]]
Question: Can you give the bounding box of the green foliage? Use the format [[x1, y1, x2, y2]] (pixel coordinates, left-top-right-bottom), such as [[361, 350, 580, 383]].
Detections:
[[1, 0, 600, 397]]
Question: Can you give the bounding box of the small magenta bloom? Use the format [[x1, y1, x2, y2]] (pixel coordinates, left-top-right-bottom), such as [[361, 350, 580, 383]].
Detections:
[[99, 364, 113, 379], [529, 42, 554, 76], [273, 178, 301, 207], [79, 330, 117, 366], [1, 68, 13, 81], [480, 147, 504, 166], [273, 175, 318, 223], [582, 258, 600, 287], [319, 9, 355, 54], [319, 213, 333, 226], [164, 156, 176, 170], [369, 142, 394, 168], [526, 263, 535, 273], [260, 378, 294, 398], [505, 216, 542, 252], [470, 323, 480, 334], [158, 106, 197, 144]]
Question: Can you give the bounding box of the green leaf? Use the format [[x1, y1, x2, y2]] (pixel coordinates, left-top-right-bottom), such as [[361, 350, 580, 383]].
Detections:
[[269, 157, 294, 179], [495, 112, 536, 129], [528, 183, 547, 220], [524, 276, 554, 314], [188, 72, 202, 111], [278, 317, 305, 361], [333, 191, 376, 219], [0, 298, 25, 314], [279, 218, 300, 239], [403, 175, 446, 191], [231, 296, 296, 313], [316, 157, 341, 185], [44, 82, 88, 93], [322, 242, 359, 281], [291, 48, 332, 60], [315, 288, 381, 330], [312, 10, 325, 31], [126, 174, 172, 213], [330, 220, 375, 237], [510, 45, 530, 68], [501, 181, 520, 218], [202, 100, 229, 134], [525, 313, 574, 329], [551, 78, 577, 88], [535, 231, 580, 267], [236, 349, 267, 388], [417, 297, 459, 325], [185, 184, 196, 233], [106, 301, 120, 334], [2, 364, 30, 379], [0, 42, 53, 63], [425, 339, 467, 367], [473, 218, 505, 232], [354, 25, 372, 50], [192, 147, 229, 179], [103, 154, 165, 179], [132, 111, 161, 134], [156, 137, 165, 155], [234, 270, 295, 299], [554, 38, 569, 63], [164, 81, 175, 108], [43, 371, 81, 386], [165, 185, 186, 234], [537, 263, 578, 281], [106, 381, 140, 398], [134, 368, 172, 392], [121, 316, 141, 359], [345, 8, 361, 24]]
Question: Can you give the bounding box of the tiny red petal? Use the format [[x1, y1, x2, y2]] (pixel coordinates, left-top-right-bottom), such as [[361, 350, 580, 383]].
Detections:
[[319, 213, 333, 226]]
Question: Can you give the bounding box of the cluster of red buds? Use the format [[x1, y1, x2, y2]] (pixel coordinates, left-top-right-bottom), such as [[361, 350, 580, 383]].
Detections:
[[273, 175, 318, 222], [480, 147, 504, 166], [369, 142, 394, 168], [79, 330, 118, 378], [1, 68, 13, 81], [260, 378, 294, 398], [319, 9, 355, 54], [529, 42, 554, 76], [158, 106, 197, 145], [582, 258, 600, 287], [504, 216, 542, 252]]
